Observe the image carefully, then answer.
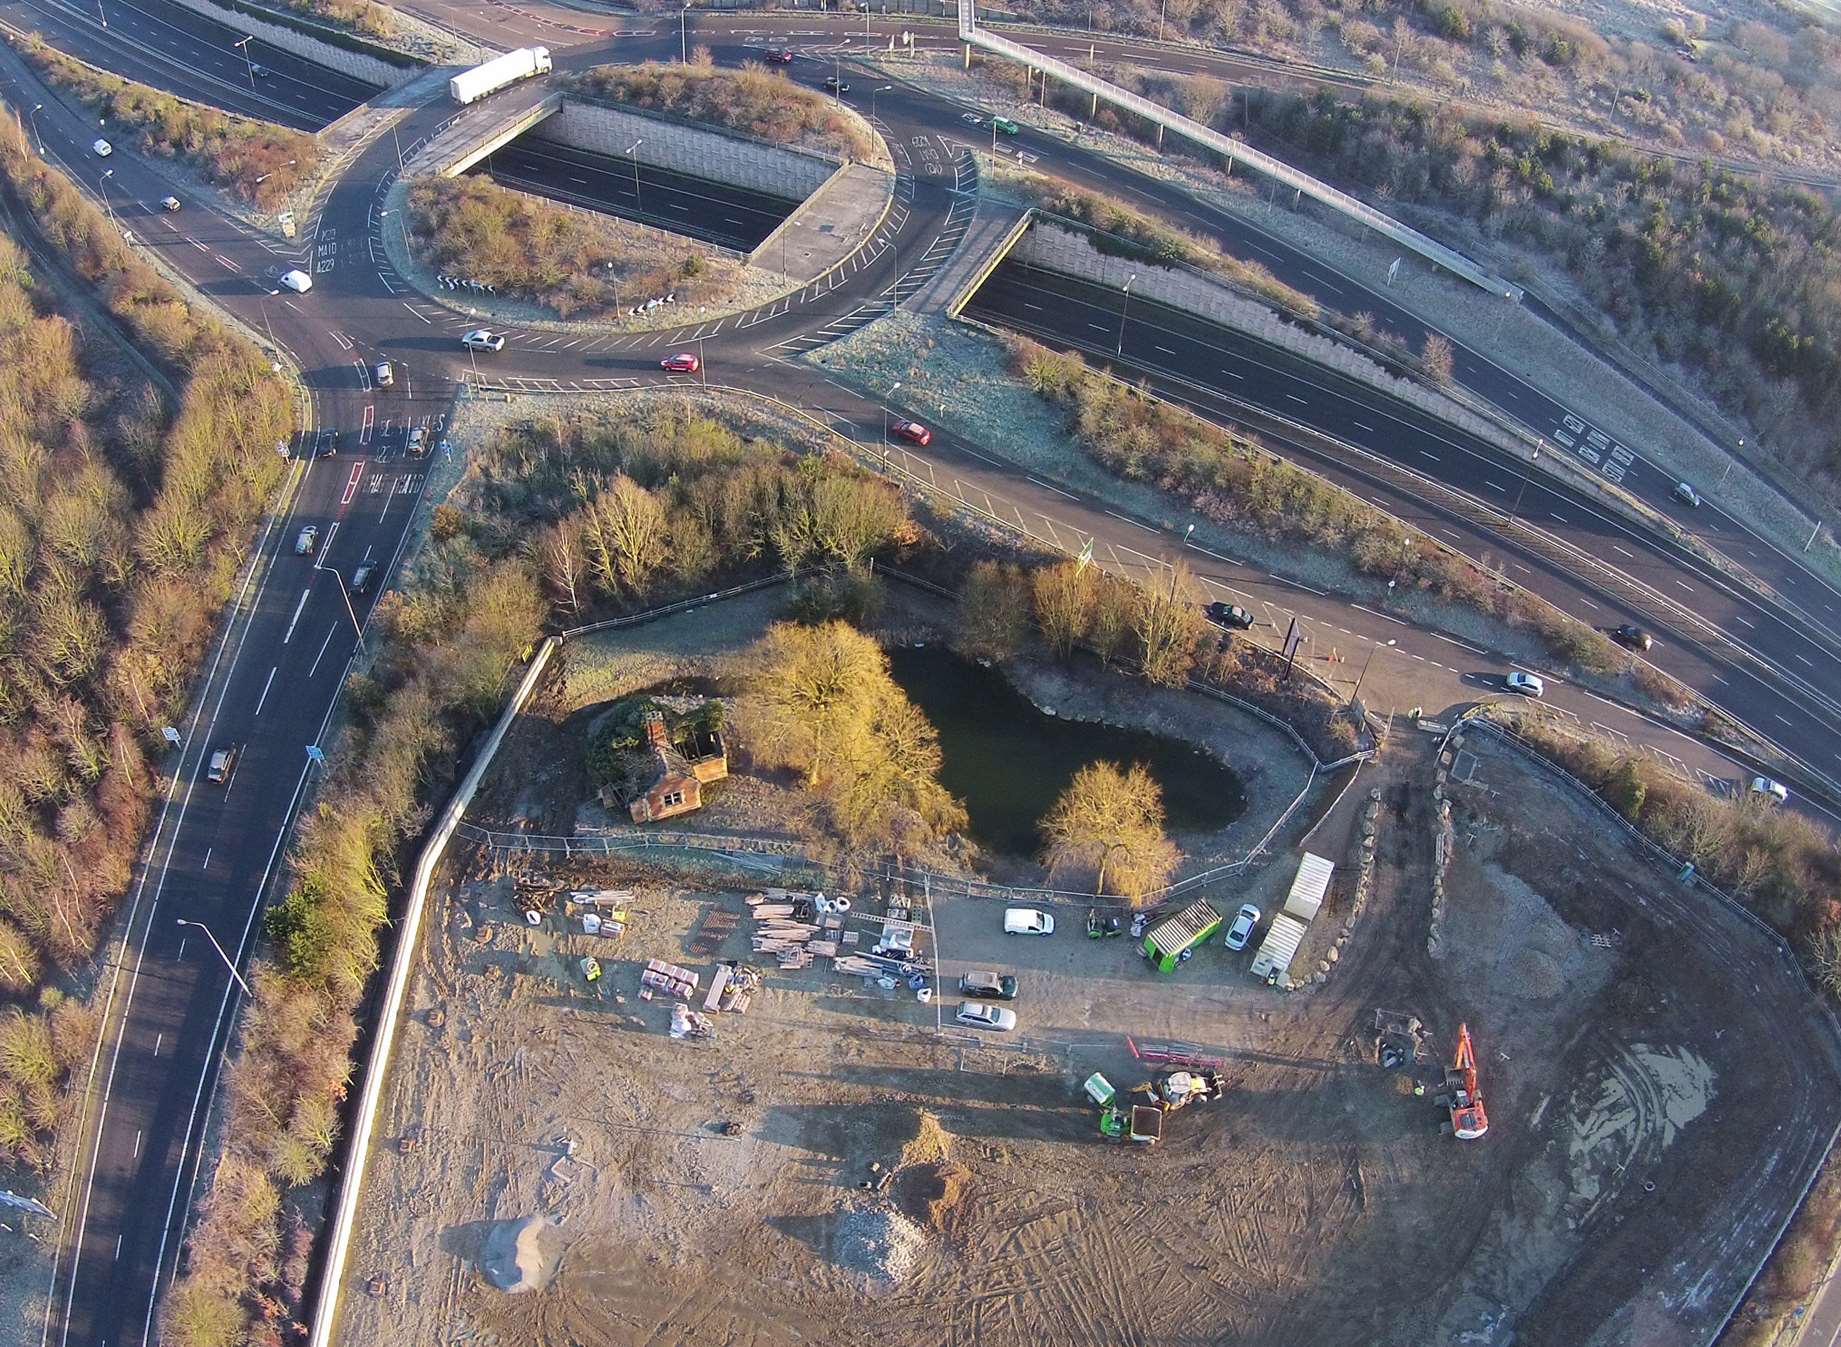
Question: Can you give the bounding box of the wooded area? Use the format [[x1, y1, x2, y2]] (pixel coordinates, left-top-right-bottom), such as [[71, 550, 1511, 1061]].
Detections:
[[0, 115, 291, 1170]]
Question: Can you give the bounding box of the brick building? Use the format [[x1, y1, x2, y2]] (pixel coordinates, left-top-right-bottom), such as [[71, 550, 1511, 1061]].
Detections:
[[627, 709, 727, 824]]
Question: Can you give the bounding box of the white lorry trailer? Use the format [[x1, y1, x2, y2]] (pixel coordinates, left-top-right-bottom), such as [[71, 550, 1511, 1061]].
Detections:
[[449, 47, 552, 105]]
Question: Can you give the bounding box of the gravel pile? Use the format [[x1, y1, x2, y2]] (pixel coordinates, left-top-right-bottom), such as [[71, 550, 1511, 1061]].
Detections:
[[832, 1203, 925, 1287]]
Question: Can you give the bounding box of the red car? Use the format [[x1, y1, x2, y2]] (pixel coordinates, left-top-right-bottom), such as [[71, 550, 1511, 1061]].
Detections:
[[892, 419, 931, 446], [765, 49, 794, 64], [660, 352, 701, 373]]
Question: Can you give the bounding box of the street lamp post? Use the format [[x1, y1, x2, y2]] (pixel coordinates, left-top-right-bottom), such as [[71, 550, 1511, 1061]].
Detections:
[[252, 159, 297, 185], [625, 139, 644, 215], [1116, 272, 1136, 356], [27, 103, 42, 154], [316, 561, 364, 641], [378, 207, 410, 259], [871, 84, 892, 121], [1349, 638, 1395, 702], [883, 380, 900, 452], [680, 1, 689, 63], [175, 919, 252, 998], [96, 169, 117, 229], [234, 36, 256, 90], [1158, 0, 1169, 42]]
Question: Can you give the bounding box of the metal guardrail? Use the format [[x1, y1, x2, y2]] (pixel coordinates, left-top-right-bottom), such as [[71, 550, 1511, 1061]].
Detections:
[[955, 0, 1522, 301]]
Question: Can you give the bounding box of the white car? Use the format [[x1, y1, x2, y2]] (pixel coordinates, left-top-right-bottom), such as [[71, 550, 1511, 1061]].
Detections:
[[277, 269, 312, 294], [1505, 671, 1545, 698], [1750, 776, 1789, 804], [1224, 903, 1261, 951], [1003, 907, 1054, 936], [461, 329, 505, 352], [293, 524, 318, 556], [159, 195, 181, 212], [956, 1003, 1017, 1032], [1673, 481, 1702, 508], [92, 138, 112, 157]]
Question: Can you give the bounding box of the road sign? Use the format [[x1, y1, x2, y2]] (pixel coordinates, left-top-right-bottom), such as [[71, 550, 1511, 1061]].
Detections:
[[1280, 616, 1302, 681], [305, 745, 326, 765], [0, 1190, 53, 1219], [161, 726, 181, 747], [1387, 257, 1401, 285], [1075, 537, 1094, 573]]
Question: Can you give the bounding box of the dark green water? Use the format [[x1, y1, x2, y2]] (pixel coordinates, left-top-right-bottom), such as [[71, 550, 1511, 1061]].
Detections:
[[886, 646, 1247, 857]]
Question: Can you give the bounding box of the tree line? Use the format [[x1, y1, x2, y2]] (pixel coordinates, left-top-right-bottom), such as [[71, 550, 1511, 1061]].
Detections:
[[0, 115, 292, 1177]]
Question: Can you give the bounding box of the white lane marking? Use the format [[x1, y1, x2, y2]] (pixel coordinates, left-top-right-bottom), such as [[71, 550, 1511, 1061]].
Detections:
[[1351, 604, 1408, 626], [307, 625, 337, 678], [152, 1033, 162, 1058], [1026, 477, 1078, 501], [132, 1130, 141, 1160], [1104, 509, 1158, 534], [1733, 614, 1755, 629], [401, 301, 431, 324], [282, 589, 310, 644], [253, 665, 277, 716]]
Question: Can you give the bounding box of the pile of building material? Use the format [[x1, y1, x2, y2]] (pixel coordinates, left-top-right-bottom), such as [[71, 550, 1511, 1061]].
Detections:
[[747, 890, 846, 970], [670, 1004, 714, 1040], [702, 961, 762, 1014], [641, 957, 698, 1000]]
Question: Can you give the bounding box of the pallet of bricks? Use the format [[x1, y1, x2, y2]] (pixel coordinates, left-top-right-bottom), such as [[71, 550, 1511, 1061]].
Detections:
[[747, 889, 844, 971], [640, 957, 698, 1000]]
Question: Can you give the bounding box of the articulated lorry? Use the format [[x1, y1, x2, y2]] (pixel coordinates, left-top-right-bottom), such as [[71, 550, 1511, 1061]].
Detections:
[[449, 47, 552, 105]]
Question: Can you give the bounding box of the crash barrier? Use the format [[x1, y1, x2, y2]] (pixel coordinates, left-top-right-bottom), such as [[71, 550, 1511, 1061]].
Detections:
[[955, 0, 1522, 302]]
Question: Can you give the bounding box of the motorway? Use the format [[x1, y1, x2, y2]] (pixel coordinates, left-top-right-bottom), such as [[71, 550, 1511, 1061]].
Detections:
[[2, 3, 1839, 1346]]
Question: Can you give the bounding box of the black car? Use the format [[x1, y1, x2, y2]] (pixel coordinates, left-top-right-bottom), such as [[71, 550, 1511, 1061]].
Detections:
[[1611, 623, 1653, 652], [351, 562, 376, 595], [1206, 601, 1255, 629], [958, 970, 1018, 1000], [824, 76, 850, 93]]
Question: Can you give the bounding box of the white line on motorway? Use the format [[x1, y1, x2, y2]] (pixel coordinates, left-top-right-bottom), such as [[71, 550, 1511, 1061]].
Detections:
[[1734, 614, 1755, 628], [307, 625, 338, 678], [253, 666, 277, 716], [282, 588, 310, 644], [1026, 476, 1078, 501], [1104, 509, 1158, 533], [1352, 604, 1407, 626]]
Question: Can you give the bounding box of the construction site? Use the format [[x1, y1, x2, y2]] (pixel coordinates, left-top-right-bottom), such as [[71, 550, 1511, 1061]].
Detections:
[[338, 608, 1841, 1347]]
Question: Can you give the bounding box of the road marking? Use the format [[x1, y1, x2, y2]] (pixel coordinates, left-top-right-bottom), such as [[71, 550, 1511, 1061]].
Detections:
[[1673, 580, 1693, 593], [1353, 421, 1374, 432], [1776, 714, 1794, 727], [340, 461, 363, 506], [1185, 542, 1236, 562], [1352, 604, 1407, 626], [1733, 614, 1755, 629], [1154, 345, 1177, 355], [1419, 451, 1439, 462], [1549, 512, 1566, 523], [1104, 509, 1157, 534], [1026, 476, 1078, 501], [202, 848, 210, 871], [1796, 653, 1816, 669], [401, 301, 431, 324], [308, 625, 337, 678], [1612, 544, 1634, 559], [1285, 393, 1308, 405], [1486, 480, 1507, 492], [153, 1033, 162, 1058], [1221, 369, 1244, 380], [132, 1130, 142, 1160], [359, 405, 374, 447], [282, 589, 310, 644], [253, 665, 277, 717]]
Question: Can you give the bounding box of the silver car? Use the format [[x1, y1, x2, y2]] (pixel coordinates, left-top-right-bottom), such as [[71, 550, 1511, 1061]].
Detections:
[[956, 1003, 1017, 1032]]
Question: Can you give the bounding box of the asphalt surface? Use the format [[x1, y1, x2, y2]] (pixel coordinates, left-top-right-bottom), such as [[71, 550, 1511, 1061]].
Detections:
[[4, 5, 1840, 1346]]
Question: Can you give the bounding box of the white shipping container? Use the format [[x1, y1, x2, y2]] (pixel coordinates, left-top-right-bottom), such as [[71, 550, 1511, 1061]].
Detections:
[[449, 46, 552, 104], [1249, 913, 1309, 981], [1282, 852, 1335, 922]]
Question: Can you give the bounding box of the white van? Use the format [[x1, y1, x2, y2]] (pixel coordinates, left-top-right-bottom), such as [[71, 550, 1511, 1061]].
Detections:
[[1003, 907, 1054, 936], [277, 269, 312, 294]]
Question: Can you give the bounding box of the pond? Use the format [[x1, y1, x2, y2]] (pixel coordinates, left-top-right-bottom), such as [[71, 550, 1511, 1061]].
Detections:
[[886, 646, 1247, 858]]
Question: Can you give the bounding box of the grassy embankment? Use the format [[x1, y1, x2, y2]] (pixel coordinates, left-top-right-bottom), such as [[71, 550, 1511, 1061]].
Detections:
[[406, 176, 733, 318], [569, 59, 876, 162], [0, 112, 292, 1184], [21, 39, 318, 210]]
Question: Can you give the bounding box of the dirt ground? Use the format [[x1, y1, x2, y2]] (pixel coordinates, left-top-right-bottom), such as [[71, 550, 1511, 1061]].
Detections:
[[337, 673, 1841, 1347]]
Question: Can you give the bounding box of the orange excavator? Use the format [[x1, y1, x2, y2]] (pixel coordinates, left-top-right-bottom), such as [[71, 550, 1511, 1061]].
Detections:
[[1440, 1023, 1490, 1141]]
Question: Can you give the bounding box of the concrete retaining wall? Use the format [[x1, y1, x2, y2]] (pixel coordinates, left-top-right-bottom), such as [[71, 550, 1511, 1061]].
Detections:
[[538, 99, 835, 201], [159, 0, 419, 88], [1013, 222, 1517, 452]]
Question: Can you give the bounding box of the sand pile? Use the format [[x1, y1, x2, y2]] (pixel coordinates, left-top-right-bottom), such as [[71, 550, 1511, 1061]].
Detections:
[[894, 1159, 974, 1239], [480, 1214, 561, 1293]]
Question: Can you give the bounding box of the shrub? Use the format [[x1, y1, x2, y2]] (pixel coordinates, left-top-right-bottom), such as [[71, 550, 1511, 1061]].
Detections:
[[568, 62, 875, 162]]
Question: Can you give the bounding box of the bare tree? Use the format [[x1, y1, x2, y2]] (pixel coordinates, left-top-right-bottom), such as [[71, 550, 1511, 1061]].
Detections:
[[1040, 761, 1180, 904], [1420, 331, 1456, 384], [1032, 560, 1096, 659], [958, 561, 1032, 661], [1132, 562, 1207, 686]]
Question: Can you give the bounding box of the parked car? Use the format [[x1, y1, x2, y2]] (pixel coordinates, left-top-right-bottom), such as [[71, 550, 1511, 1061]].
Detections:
[[956, 1003, 1017, 1032], [461, 328, 505, 351], [1224, 903, 1261, 951], [1750, 775, 1789, 804], [766, 49, 794, 64], [891, 419, 931, 446], [92, 138, 112, 157], [1206, 601, 1255, 629], [294, 524, 318, 556], [350, 562, 376, 595], [1673, 481, 1702, 508], [1504, 670, 1545, 697], [1611, 623, 1653, 652], [824, 76, 850, 92], [159, 195, 181, 212], [660, 352, 701, 373], [277, 269, 313, 294], [374, 360, 394, 387], [1003, 907, 1054, 936], [206, 744, 240, 785], [958, 970, 1018, 1000], [991, 115, 1021, 135]]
